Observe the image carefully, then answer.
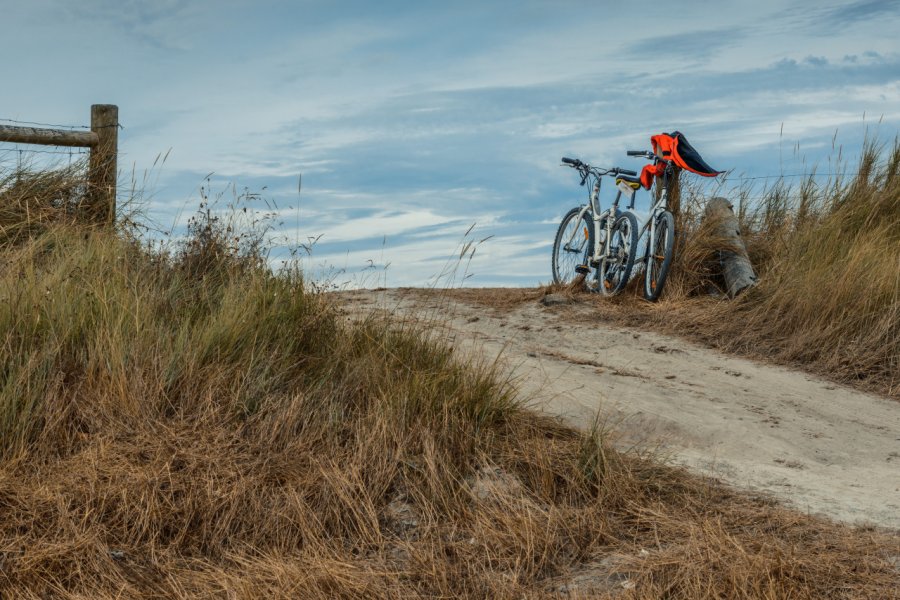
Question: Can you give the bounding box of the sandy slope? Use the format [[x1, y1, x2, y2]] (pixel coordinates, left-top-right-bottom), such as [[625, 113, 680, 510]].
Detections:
[[340, 289, 900, 529]]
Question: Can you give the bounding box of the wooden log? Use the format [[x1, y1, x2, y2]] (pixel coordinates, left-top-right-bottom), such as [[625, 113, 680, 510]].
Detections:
[[704, 197, 757, 297], [0, 124, 98, 147], [87, 104, 118, 225]]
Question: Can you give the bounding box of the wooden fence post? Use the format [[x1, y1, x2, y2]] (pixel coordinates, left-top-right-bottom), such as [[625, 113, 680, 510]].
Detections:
[[87, 104, 118, 224]]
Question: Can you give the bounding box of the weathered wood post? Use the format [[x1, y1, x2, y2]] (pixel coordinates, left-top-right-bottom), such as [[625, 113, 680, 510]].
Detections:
[[704, 197, 757, 297], [0, 126, 98, 147], [0, 104, 118, 225], [87, 104, 118, 224]]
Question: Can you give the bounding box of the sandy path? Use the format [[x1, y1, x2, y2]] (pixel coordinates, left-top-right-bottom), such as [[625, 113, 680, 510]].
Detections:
[[339, 289, 900, 529]]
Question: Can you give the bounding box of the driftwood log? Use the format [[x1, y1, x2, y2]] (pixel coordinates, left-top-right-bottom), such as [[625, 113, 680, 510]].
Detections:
[[704, 197, 757, 297]]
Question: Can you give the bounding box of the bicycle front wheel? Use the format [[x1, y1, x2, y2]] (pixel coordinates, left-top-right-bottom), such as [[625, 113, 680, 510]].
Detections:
[[552, 207, 593, 288], [598, 211, 638, 296], [643, 210, 675, 301]]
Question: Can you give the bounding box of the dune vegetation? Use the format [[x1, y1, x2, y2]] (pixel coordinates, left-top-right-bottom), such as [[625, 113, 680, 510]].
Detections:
[[0, 158, 898, 598], [458, 138, 900, 399], [667, 137, 900, 395]]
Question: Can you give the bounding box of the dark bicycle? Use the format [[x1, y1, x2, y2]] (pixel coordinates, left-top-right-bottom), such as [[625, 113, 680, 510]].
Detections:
[[627, 132, 722, 301]]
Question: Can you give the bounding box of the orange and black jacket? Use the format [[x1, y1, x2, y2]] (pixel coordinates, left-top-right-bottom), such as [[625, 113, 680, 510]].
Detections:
[[640, 132, 722, 189]]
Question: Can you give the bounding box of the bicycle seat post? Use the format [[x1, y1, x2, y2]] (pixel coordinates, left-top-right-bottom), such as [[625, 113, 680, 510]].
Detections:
[[590, 174, 602, 214]]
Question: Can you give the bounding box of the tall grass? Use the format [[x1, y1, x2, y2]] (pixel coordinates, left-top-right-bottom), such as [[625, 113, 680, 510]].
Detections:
[[0, 163, 897, 598], [673, 139, 900, 393], [0, 159, 87, 246], [566, 138, 900, 396]]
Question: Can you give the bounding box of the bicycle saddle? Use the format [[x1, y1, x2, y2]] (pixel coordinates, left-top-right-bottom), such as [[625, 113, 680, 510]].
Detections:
[[615, 173, 642, 189]]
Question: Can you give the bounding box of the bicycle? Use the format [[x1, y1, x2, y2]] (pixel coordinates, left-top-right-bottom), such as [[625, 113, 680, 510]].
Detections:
[[627, 132, 722, 301], [624, 149, 677, 301], [551, 157, 642, 295]]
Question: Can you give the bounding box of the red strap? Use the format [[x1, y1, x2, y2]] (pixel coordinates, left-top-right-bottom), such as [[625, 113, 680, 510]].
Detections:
[[640, 163, 665, 189]]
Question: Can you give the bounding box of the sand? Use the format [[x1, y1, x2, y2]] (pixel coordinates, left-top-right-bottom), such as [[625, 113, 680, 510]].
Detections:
[[340, 289, 900, 529]]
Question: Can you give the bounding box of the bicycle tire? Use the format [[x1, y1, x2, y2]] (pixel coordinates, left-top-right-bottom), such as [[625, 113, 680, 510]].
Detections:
[[552, 207, 593, 288], [643, 210, 675, 301], [597, 211, 638, 296]]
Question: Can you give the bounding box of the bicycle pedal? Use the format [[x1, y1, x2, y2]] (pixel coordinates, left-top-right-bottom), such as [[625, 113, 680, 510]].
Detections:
[[575, 265, 590, 275]]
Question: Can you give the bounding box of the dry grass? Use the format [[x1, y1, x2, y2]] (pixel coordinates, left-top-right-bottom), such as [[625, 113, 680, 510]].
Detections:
[[1, 163, 898, 598], [446, 139, 900, 399], [0, 160, 88, 247]]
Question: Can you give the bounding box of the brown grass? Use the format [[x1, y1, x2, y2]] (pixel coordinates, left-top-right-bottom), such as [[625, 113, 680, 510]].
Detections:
[[0, 160, 88, 247], [0, 162, 898, 598]]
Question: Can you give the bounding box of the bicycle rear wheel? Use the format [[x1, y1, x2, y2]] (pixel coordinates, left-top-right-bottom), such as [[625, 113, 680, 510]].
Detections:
[[552, 207, 593, 288], [598, 212, 638, 296], [643, 210, 675, 301]]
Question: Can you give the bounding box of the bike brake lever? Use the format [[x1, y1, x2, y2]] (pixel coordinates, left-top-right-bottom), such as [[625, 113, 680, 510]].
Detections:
[[579, 172, 588, 186]]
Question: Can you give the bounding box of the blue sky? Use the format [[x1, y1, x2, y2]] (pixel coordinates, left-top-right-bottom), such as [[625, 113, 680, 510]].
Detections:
[[2, 0, 899, 287]]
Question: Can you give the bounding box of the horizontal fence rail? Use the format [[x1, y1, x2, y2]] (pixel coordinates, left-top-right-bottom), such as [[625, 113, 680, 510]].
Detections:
[[0, 104, 118, 224], [0, 125, 98, 148]]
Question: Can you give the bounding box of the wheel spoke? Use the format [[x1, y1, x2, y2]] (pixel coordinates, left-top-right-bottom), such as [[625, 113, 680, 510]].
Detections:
[[595, 213, 637, 296], [644, 212, 673, 301], [553, 210, 594, 289]]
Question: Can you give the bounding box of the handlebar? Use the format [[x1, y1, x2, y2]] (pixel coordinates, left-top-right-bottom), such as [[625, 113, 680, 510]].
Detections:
[[561, 157, 638, 182], [627, 150, 669, 166]]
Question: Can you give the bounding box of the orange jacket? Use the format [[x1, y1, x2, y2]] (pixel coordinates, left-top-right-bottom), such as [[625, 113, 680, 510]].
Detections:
[[640, 132, 721, 189]]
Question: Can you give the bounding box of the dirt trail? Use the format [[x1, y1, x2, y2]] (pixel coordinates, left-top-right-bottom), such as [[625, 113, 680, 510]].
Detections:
[[340, 289, 900, 529]]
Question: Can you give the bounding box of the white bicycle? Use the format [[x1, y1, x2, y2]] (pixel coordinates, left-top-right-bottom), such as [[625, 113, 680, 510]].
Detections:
[[551, 157, 642, 295]]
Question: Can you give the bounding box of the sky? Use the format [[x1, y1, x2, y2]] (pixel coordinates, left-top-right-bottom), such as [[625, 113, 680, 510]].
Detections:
[[2, 0, 899, 287]]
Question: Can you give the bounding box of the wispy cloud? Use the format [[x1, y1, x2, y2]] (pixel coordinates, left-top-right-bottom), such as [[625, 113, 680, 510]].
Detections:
[[625, 26, 748, 61], [820, 0, 900, 27], [61, 0, 201, 50]]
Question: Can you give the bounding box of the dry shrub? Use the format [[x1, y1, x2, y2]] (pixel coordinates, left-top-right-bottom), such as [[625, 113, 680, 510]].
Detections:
[[665, 201, 739, 299], [1, 167, 898, 598]]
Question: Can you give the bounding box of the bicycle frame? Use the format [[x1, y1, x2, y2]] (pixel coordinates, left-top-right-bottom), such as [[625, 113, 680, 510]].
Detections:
[[635, 162, 675, 260], [563, 174, 630, 266]]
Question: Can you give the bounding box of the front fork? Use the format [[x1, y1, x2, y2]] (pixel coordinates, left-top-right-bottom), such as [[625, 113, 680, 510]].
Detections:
[[567, 182, 624, 266], [645, 212, 657, 264], [591, 192, 624, 265], [564, 204, 593, 253], [591, 212, 614, 265], [643, 191, 668, 265]]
